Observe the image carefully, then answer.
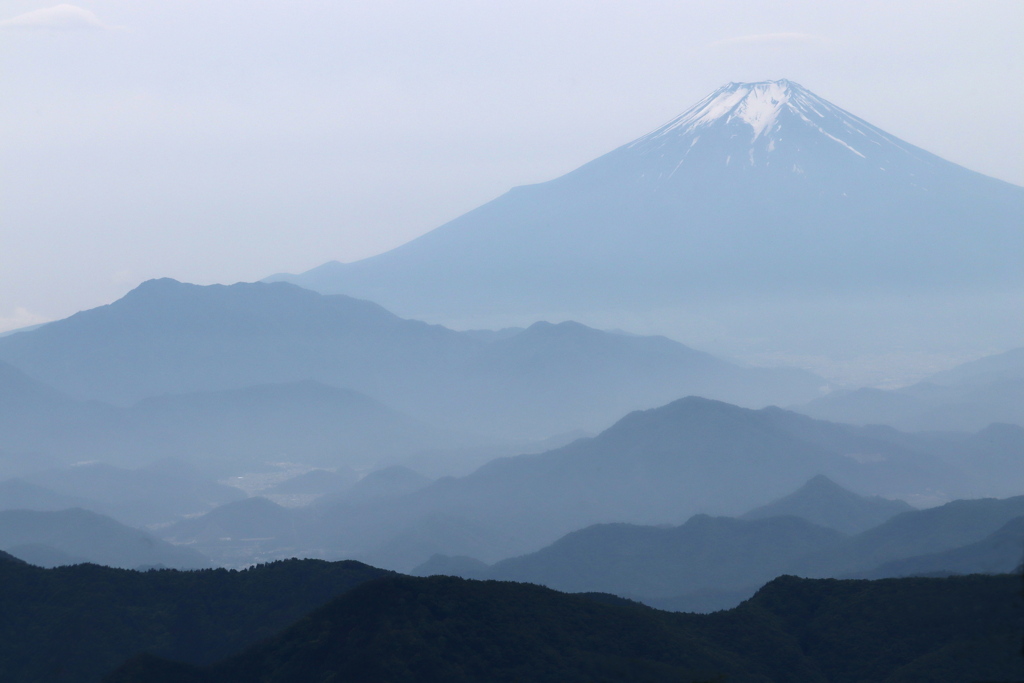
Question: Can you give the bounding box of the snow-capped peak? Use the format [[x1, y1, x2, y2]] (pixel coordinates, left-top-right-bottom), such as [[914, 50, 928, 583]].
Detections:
[[696, 80, 791, 139], [593, 78, 972, 197], [640, 80, 808, 143], [729, 81, 791, 138]]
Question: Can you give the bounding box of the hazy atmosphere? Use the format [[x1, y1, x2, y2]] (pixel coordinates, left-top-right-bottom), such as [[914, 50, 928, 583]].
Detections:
[[2, 3, 1023, 681], [3, 1, 1022, 367]]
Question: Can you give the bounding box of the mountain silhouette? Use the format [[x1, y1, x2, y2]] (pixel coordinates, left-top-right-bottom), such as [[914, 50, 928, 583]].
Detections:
[[741, 473, 913, 534], [860, 514, 1024, 578], [0, 369, 478, 484], [799, 346, 1024, 432], [439, 514, 846, 598], [0, 508, 211, 569], [176, 396, 1023, 571], [0, 278, 823, 441], [797, 494, 1024, 577], [413, 493, 1024, 612], [268, 80, 1024, 361], [12, 461, 246, 527]]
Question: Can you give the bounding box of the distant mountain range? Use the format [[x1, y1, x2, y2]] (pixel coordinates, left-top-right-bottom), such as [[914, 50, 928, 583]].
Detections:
[[860, 515, 1024, 578], [1, 461, 245, 527], [0, 478, 90, 513], [796, 494, 1024, 578], [798, 345, 1024, 431], [0, 508, 211, 570], [2, 77, 1020, 683], [160, 396, 1024, 570], [419, 514, 846, 601], [414, 483, 1024, 612], [158, 497, 304, 567], [0, 278, 824, 443], [0, 359, 467, 479], [741, 473, 913, 534], [267, 80, 1024, 368]]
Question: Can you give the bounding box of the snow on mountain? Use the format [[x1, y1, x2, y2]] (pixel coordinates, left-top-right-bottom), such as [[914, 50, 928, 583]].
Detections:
[[641, 80, 798, 142], [267, 80, 1024, 380], [607, 80, 962, 194]]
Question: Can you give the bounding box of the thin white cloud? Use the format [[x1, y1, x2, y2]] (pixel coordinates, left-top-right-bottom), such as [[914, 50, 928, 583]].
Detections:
[[710, 32, 827, 47], [0, 4, 123, 31]]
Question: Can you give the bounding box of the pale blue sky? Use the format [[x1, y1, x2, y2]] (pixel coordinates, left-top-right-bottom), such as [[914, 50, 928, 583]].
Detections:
[[2, 0, 1022, 333]]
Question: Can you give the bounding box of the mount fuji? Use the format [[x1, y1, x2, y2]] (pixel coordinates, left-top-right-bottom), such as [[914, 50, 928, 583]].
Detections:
[[269, 81, 1023, 378]]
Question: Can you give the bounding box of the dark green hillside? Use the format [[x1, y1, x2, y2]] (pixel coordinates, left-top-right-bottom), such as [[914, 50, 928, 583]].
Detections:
[[105, 573, 1024, 683], [727, 574, 1024, 683], [0, 548, 25, 563], [0, 558, 390, 683], [108, 576, 790, 683]]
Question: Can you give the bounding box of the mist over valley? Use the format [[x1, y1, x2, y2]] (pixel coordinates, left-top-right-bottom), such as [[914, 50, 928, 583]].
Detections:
[[2, 62, 1022, 682]]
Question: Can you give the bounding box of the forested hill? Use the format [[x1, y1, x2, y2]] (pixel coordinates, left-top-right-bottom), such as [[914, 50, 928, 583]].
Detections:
[[0, 558, 391, 683], [107, 573, 1023, 683], [0, 552, 1020, 682]]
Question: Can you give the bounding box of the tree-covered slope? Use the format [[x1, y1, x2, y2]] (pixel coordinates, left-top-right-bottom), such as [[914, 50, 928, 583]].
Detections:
[[0, 558, 391, 683], [105, 573, 1024, 683]]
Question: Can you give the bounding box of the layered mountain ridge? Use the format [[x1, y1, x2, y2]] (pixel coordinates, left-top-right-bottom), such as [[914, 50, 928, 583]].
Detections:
[[0, 278, 823, 442]]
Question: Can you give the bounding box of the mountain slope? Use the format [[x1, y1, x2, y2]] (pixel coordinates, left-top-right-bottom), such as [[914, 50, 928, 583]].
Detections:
[[268, 80, 1024, 366], [0, 558, 391, 683], [798, 346, 1024, 432], [0, 360, 117, 476], [160, 497, 302, 567], [118, 381, 464, 472], [435, 514, 846, 598], [0, 376, 476, 486], [863, 515, 1024, 578], [104, 573, 1024, 683], [291, 397, 1021, 570], [415, 493, 1024, 612], [927, 346, 1024, 387], [797, 494, 1024, 577], [741, 474, 913, 534], [0, 508, 211, 569], [16, 461, 246, 527], [0, 478, 90, 513], [0, 278, 824, 440]]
